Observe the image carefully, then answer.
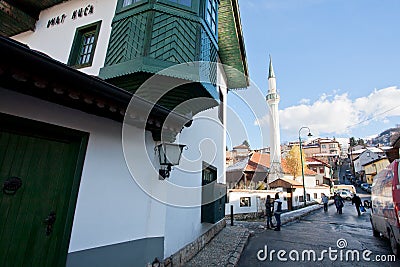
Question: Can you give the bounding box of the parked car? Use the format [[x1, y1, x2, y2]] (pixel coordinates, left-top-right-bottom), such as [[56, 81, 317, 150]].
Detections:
[[336, 190, 354, 200], [333, 184, 356, 194], [334, 188, 351, 193], [370, 159, 400, 257], [360, 183, 369, 191]]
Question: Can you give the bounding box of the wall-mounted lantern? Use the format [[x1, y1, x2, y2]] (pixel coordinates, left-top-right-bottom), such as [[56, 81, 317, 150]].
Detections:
[[156, 142, 186, 179]]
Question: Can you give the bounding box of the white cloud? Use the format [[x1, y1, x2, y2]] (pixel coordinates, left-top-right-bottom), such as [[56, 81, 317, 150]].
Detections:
[[299, 98, 310, 105], [354, 86, 400, 121], [256, 86, 400, 139]]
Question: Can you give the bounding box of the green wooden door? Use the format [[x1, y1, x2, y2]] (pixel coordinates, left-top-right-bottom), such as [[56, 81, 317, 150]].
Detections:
[[0, 114, 88, 267]]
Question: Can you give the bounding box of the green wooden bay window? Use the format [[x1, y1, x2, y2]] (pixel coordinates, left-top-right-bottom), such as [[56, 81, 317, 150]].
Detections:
[[99, 0, 248, 116], [99, 0, 220, 116]]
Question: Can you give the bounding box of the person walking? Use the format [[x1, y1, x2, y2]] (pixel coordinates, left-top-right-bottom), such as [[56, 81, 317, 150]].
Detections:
[[321, 193, 329, 212], [352, 193, 362, 216], [334, 193, 344, 214], [273, 192, 282, 231], [265, 195, 274, 229]]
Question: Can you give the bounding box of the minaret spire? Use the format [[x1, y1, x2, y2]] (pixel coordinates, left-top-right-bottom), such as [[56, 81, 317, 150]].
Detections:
[[266, 55, 283, 185], [268, 55, 275, 79]]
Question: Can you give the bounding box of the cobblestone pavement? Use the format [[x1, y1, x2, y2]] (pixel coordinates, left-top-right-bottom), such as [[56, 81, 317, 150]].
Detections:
[[185, 224, 250, 267], [185, 203, 328, 266]]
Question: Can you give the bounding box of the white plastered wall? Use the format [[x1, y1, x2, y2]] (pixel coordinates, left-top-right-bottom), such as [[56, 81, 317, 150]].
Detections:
[[9, 0, 232, 257], [0, 88, 166, 252], [162, 64, 228, 257], [12, 0, 116, 76]]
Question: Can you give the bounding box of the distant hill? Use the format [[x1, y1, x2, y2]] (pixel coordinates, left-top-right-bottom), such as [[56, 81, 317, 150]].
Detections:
[[366, 126, 400, 146]]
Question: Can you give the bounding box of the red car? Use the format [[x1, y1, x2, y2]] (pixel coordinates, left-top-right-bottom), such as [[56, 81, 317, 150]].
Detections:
[[370, 159, 400, 257]]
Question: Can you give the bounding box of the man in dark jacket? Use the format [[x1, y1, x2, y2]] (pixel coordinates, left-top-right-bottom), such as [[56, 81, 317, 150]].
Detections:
[[334, 193, 344, 214], [265, 195, 274, 229], [352, 193, 362, 216], [273, 192, 282, 231]]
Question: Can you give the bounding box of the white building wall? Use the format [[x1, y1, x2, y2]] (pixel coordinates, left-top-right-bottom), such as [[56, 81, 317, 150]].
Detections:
[[0, 89, 165, 252], [13, 0, 116, 76], [225, 190, 279, 214], [9, 0, 230, 259], [162, 64, 228, 256], [354, 150, 382, 173], [291, 187, 331, 206], [163, 107, 224, 257]]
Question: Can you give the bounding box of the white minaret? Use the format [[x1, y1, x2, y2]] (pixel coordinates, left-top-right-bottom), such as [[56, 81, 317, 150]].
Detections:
[[266, 55, 283, 183]]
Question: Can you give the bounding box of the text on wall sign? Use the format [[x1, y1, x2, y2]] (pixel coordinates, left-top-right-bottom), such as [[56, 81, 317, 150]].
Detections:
[[47, 4, 94, 28]]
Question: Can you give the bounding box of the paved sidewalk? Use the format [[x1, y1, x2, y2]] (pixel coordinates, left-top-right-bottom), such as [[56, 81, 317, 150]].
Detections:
[[185, 224, 249, 267], [185, 203, 329, 266]]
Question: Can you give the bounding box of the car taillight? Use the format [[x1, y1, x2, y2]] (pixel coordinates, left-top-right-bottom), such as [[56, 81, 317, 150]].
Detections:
[[396, 205, 400, 226], [398, 210, 400, 226]]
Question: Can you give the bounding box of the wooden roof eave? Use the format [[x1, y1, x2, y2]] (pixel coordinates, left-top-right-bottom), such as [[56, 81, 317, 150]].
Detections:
[[0, 36, 192, 141], [218, 0, 249, 89], [1, 0, 67, 37]]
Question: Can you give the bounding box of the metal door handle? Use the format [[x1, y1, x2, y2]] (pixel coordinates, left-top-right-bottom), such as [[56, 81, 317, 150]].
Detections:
[[44, 211, 56, 236]]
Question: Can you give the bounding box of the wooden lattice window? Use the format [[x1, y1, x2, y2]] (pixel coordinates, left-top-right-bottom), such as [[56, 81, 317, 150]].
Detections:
[[68, 21, 101, 69], [122, 0, 145, 7], [206, 0, 218, 35], [167, 0, 192, 7]]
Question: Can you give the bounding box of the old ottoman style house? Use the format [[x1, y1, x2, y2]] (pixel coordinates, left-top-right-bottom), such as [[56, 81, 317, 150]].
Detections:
[[0, 0, 248, 266]]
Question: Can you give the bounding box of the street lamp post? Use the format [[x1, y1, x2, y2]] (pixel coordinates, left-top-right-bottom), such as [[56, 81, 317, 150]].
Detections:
[[298, 127, 312, 207]]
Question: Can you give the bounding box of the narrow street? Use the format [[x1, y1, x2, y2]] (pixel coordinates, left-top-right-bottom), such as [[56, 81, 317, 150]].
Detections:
[[237, 198, 398, 266], [237, 160, 399, 266]]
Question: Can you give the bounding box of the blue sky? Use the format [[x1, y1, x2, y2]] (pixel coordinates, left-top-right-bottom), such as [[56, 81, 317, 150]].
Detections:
[[226, 0, 400, 149]]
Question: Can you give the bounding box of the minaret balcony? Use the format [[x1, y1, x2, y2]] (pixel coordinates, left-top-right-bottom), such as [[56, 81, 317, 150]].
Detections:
[[266, 93, 280, 101]]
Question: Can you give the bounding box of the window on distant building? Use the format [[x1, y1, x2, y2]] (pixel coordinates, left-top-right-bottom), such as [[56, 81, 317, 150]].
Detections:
[[321, 144, 326, 149], [68, 21, 101, 69], [206, 0, 218, 35], [314, 193, 318, 199], [306, 194, 310, 201], [316, 180, 320, 185], [240, 197, 251, 207]]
